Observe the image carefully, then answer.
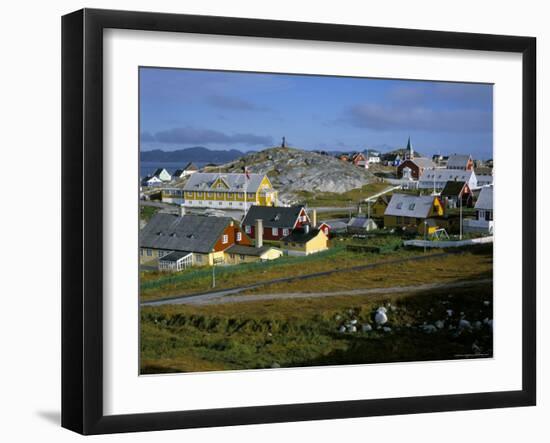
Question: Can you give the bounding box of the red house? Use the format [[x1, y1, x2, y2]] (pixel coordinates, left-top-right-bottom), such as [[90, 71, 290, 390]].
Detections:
[[397, 157, 435, 180], [242, 205, 311, 241]]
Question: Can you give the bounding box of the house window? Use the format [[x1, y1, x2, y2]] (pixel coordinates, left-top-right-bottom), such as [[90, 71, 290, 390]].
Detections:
[[283, 228, 289, 236], [230, 254, 235, 259], [239, 255, 245, 261], [146, 249, 152, 256], [196, 255, 202, 263], [272, 227, 279, 236], [236, 232, 242, 241], [396, 202, 403, 209], [222, 235, 228, 244], [245, 225, 251, 234], [408, 203, 415, 210], [140, 249, 143, 256]]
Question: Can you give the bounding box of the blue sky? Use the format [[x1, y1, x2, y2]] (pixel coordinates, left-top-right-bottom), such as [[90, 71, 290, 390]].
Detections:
[[140, 67, 493, 159]]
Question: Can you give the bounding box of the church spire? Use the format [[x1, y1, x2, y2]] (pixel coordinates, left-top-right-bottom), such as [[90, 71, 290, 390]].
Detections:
[[406, 136, 413, 159]]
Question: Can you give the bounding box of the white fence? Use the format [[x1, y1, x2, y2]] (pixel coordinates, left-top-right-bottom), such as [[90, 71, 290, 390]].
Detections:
[[404, 236, 494, 248]]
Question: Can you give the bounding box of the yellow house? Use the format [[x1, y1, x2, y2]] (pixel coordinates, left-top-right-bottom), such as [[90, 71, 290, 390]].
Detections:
[[370, 195, 390, 218], [384, 194, 445, 231], [281, 226, 329, 256], [162, 172, 278, 209], [224, 244, 283, 264]]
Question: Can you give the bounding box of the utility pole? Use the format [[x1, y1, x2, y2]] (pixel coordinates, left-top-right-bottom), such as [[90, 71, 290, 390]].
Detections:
[[424, 220, 427, 254], [459, 191, 463, 240], [212, 262, 216, 288]]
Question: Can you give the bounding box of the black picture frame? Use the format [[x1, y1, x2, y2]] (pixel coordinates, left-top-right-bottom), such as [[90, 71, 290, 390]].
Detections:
[[62, 8, 536, 435]]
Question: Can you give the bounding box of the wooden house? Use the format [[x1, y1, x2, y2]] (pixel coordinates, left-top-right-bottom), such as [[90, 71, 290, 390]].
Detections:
[[384, 194, 445, 231], [397, 157, 435, 180], [162, 172, 278, 208], [141, 175, 163, 187], [242, 205, 310, 241], [351, 152, 368, 168], [440, 181, 473, 208], [370, 195, 390, 218], [464, 186, 493, 234], [224, 244, 283, 264], [173, 162, 199, 179], [281, 225, 329, 256], [418, 168, 477, 191], [152, 167, 172, 182], [446, 154, 474, 171], [139, 213, 251, 267]]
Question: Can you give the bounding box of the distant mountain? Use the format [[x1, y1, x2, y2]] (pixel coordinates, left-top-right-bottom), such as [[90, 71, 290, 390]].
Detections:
[[140, 147, 247, 164]]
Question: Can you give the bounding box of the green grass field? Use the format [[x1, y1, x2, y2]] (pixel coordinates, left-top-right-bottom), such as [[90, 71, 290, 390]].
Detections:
[[295, 182, 390, 207], [140, 239, 444, 301], [141, 282, 493, 373]]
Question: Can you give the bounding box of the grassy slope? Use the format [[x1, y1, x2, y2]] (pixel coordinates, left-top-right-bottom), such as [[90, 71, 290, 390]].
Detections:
[[141, 282, 493, 374], [295, 182, 389, 207], [140, 242, 442, 301]]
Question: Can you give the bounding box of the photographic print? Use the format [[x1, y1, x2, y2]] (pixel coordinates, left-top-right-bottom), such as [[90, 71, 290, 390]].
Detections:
[[138, 67, 494, 374]]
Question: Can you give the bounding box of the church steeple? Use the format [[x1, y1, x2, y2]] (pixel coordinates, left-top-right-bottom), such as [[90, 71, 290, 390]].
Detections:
[[406, 136, 413, 159]]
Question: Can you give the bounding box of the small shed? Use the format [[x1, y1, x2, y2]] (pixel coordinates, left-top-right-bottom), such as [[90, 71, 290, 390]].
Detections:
[[346, 217, 378, 234], [158, 251, 193, 272]]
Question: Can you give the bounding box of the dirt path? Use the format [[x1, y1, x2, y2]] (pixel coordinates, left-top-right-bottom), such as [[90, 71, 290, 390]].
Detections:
[[141, 251, 460, 307], [145, 278, 492, 307]]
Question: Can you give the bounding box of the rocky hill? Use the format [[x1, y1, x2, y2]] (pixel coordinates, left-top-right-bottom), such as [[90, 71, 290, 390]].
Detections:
[[209, 147, 375, 203]]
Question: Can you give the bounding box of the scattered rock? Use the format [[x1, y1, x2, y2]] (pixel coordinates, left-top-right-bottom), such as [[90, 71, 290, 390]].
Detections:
[[350, 319, 358, 325], [335, 314, 342, 321], [446, 309, 454, 317], [338, 325, 346, 333], [458, 319, 472, 330], [483, 300, 491, 306], [421, 324, 437, 334], [374, 308, 388, 325], [361, 323, 373, 332], [435, 320, 445, 329], [271, 362, 281, 369], [473, 321, 482, 330], [382, 327, 392, 333]]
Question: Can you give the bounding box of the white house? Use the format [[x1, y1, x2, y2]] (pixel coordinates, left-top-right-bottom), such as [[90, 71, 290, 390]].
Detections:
[[152, 168, 172, 182], [477, 174, 493, 187], [173, 162, 199, 179], [141, 175, 163, 187], [418, 168, 477, 192], [463, 186, 493, 234]]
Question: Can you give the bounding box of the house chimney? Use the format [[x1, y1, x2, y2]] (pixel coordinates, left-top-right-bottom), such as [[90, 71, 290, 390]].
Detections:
[[255, 219, 263, 248], [178, 205, 186, 217], [312, 209, 317, 228]]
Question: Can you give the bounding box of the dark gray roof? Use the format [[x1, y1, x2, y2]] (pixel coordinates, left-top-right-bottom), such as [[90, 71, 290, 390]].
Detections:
[[183, 162, 198, 171], [140, 213, 231, 253], [447, 154, 471, 169], [441, 181, 467, 197], [281, 227, 322, 243], [184, 172, 267, 193], [475, 186, 493, 211], [225, 244, 278, 257], [159, 251, 193, 262], [385, 194, 437, 218], [173, 169, 184, 177], [242, 205, 305, 228], [153, 168, 170, 177], [405, 157, 435, 169]]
